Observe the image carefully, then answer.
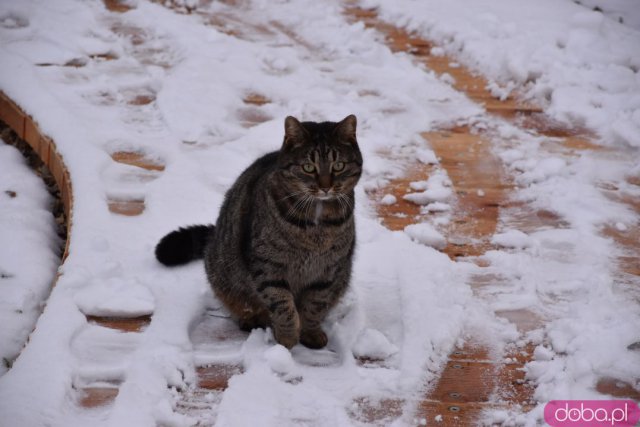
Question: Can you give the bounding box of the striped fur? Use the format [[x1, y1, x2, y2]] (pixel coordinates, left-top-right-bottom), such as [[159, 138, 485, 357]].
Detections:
[[156, 115, 362, 349]]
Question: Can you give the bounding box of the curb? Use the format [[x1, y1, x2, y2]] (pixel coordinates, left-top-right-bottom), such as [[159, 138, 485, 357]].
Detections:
[[0, 91, 73, 262]]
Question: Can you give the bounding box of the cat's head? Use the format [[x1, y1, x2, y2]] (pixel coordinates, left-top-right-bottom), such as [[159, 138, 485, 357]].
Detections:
[[277, 115, 362, 201]]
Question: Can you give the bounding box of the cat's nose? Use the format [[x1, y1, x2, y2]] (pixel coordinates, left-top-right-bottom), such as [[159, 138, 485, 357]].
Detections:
[[318, 174, 332, 192]]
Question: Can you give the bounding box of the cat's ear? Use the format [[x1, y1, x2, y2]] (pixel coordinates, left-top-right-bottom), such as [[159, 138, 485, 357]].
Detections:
[[335, 114, 357, 143], [283, 116, 306, 148]]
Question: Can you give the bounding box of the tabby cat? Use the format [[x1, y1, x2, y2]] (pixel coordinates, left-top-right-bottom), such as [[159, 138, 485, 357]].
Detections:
[[155, 115, 362, 349]]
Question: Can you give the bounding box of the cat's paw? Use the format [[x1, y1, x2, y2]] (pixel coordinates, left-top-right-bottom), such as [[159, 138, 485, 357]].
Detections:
[[300, 328, 328, 349], [274, 331, 299, 349]]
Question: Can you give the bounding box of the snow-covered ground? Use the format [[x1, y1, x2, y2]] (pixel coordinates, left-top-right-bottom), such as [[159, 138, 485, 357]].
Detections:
[[367, 0, 640, 148], [0, 0, 638, 426], [0, 140, 59, 376]]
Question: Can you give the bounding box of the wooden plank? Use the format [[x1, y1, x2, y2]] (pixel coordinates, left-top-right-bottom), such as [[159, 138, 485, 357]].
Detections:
[[350, 397, 404, 424], [108, 198, 146, 216], [86, 314, 152, 332], [23, 116, 40, 150], [243, 93, 270, 106], [49, 146, 65, 191], [371, 162, 433, 231], [196, 365, 243, 390], [37, 135, 51, 166], [79, 387, 119, 408], [417, 401, 497, 427], [103, 0, 133, 13], [424, 129, 509, 258], [596, 377, 640, 400], [342, 9, 543, 425], [61, 170, 72, 220], [0, 93, 26, 138], [111, 151, 165, 171], [428, 360, 496, 403]]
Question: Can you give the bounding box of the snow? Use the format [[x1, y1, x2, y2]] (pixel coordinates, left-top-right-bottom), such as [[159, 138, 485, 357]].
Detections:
[[491, 230, 532, 250], [404, 223, 447, 250], [367, 0, 640, 148], [575, 0, 640, 31], [379, 194, 397, 205], [0, 143, 59, 376], [74, 277, 155, 317], [420, 202, 450, 213], [352, 328, 398, 360], [415, 148, 438, 165], [403, 173, 451, 205], [532, 345, 554, 362], [0, 0, 638, 425], [0, 0, 476, 425], [403, 172, 452, 205], [403, 190, 448, 205], [263, 344, 295, 375], [614, 221, 627, 231], [517, 157, 567, 185]]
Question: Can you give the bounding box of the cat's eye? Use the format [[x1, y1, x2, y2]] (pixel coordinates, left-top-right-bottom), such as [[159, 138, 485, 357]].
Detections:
[[302, 163, 316, 173], [332, 161, 345, 172]]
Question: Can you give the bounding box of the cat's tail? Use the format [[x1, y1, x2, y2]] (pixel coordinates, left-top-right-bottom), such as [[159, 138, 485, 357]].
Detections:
[[155, 224, 214, 266]]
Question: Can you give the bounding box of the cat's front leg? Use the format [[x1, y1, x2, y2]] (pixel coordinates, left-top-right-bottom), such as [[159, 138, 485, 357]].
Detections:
[[256, 280, 300, 348], [297, 275, 349, 349]]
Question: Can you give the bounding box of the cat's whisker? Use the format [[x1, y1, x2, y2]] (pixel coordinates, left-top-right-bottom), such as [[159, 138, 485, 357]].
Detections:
[[334, 193, 344, 217], [340, 192, 354, 208], [336, 193, 349, 219], [344, 194, 355, 212], [278, 190, 307, 202], [292, 198, 308, 219], [303, 194, 315, 221], [285, 194, 308, 220], [287, 193, 314, 222], [342, 196, 350, 218]]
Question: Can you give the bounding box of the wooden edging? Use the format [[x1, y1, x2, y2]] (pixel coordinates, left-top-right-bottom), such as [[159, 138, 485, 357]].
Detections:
[[0, 91, 73, 261]]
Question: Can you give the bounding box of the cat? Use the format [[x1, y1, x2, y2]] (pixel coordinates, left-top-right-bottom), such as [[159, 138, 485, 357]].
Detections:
[[155, 115, 362, 349]]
